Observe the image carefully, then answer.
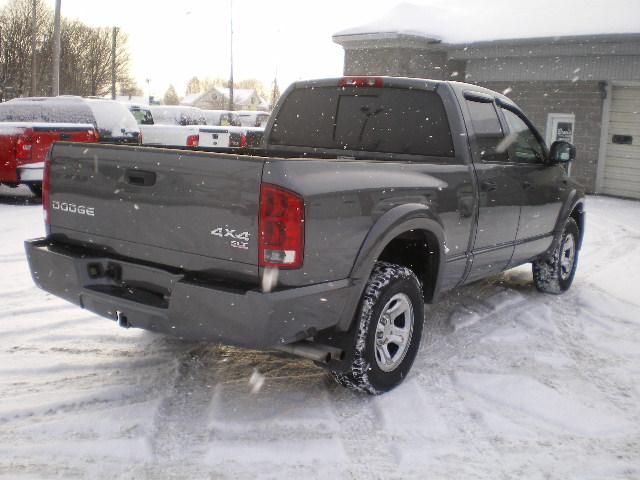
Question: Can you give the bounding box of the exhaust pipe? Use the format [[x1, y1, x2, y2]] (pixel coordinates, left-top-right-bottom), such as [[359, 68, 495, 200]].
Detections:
[[277, 341, 344, 364], [116, 310, 130, 328]]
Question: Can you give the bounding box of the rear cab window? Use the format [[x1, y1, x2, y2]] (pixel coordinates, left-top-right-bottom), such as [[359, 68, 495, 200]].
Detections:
[[270, 86, 454, 159]]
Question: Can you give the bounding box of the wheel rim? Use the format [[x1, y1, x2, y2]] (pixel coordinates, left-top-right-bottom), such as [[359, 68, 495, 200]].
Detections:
[[374, 293, 414, 372], [560, 233, 576, 280]]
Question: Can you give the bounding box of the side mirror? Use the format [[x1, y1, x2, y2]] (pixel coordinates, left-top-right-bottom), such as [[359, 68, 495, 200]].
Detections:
[[549, 140, 576, 163]]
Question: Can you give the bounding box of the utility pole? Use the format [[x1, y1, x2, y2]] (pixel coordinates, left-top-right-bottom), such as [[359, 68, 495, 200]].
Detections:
[[228, 0, 234, 111], [111, 26, 118, 100], [51, 0, 61, 96], [30, 0, 37, 96]]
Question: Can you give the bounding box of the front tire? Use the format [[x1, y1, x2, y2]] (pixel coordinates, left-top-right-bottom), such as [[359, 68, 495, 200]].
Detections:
[[332, 262, 424, 394], [532, 217, 580, 294]]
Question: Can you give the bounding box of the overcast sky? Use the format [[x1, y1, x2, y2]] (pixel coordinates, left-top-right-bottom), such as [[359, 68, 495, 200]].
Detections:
[[2, 0, 639, 99]]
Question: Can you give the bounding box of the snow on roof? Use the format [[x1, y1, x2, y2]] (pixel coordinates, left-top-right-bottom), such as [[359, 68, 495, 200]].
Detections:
[[334, 2, 640, 45], [213, 87, 259, 104], [181, 92, 206, 106], [181, 87, 268, 108]]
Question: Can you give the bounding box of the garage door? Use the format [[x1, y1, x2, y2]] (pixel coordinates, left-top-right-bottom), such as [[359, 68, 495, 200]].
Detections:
[[602, 86, 640, 199]]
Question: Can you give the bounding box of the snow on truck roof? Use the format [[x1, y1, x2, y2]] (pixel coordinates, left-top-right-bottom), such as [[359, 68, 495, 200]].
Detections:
[[333, 2, 640, 45], [0, 96, 139, 139]]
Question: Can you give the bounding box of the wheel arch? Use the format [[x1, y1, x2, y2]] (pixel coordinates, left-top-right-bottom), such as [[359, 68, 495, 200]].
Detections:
[[333, 204, 445, 332], [549, 190, 586, 255]]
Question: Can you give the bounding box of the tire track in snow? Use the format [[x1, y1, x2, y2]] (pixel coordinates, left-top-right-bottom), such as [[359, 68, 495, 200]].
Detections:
[[326, 382, 401, 477], [149, 344, 219, 467]]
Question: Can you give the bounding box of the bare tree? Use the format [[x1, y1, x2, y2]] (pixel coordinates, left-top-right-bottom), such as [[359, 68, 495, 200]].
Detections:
[[0, 0, 136, 99]]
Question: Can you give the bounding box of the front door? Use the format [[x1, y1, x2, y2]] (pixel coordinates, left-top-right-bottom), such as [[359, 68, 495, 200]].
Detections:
[[463, 94, 523, 283], [499, 106, 566, 266]]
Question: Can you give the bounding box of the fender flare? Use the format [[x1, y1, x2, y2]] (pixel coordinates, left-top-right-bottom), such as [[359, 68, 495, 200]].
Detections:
[[549, 190, 586, 254], [336, 204, 446, 331]]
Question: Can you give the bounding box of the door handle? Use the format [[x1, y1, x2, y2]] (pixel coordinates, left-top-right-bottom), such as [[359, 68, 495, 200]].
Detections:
[[480, 180, 497, 192], [125, 169, 156, 187]]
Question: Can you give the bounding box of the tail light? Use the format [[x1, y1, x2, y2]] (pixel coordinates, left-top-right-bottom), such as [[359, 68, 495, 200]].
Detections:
[[339, 77, 384, 88], [259, 184, 304, 269], [15, 128, 34, 161], [240, 132, 247, 148], [87, 129, 100, 143], [186, 134, 199, 147], [42, 154, 52, 235]]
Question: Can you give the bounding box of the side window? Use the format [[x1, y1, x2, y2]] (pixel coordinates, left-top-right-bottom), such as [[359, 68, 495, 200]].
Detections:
[[465, 100, 509, 162], [500, 108, 546, 164]]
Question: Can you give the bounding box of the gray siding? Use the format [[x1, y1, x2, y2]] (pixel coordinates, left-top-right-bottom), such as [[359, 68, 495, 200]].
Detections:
[[467, 55, 640, 82], [344, 48, 464, 80], [480, 81, 604, 192]]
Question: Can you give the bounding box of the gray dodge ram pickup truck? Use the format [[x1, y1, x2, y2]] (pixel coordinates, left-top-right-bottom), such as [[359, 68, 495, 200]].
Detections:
[[25, 76, 585, 394]]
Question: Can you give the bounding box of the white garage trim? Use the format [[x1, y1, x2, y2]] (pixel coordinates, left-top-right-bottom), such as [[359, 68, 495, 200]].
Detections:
[[599, 81, 640, 199], [595, 82, 612, 193]]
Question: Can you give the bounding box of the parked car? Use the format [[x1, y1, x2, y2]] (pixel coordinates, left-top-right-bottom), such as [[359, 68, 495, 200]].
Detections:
[[235, 110, 270, 127], [132, 105, 206, 147], [0, 96, 139, 195], [25, 77, 584, 394]]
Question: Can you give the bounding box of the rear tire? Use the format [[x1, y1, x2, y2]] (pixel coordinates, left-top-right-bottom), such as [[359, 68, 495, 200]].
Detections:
[[331, 262, 424, 394], [27, 183, 42, 197], [532, 217, 579, 294]]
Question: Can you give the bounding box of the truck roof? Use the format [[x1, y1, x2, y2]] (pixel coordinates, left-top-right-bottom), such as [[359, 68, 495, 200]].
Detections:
[[290, 76, 516, 105]]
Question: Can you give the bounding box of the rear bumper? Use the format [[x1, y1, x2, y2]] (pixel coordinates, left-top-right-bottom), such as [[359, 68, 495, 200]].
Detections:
[[18, 162, 44, 183], [25, 239, 357, 348]]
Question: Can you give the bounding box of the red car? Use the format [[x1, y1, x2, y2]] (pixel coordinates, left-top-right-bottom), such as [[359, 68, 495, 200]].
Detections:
[[0, 96, 140, 196]]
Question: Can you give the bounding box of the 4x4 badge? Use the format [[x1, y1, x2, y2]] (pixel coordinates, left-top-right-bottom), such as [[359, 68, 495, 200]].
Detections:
[[211, 227, 250, 249]]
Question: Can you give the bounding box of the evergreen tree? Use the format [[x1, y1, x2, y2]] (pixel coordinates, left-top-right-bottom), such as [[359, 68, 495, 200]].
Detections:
[[163, 84, 179, 105], [185, 76, 201, 95], [270, 77, 281, 110]]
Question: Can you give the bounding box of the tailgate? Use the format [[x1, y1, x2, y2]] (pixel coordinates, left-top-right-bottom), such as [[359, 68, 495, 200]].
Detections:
[[30, 124, 97, 162], [48, 142, 265, 279], [198, 127, 232, 148], [139, 125, 199, 146]]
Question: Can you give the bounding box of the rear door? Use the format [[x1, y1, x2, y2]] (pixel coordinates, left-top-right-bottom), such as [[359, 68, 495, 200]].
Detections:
[[462, 93, 522, 282]]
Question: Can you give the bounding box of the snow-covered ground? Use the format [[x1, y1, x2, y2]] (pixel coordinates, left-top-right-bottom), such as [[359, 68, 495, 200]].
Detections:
[[1, 185, 639, 479]]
